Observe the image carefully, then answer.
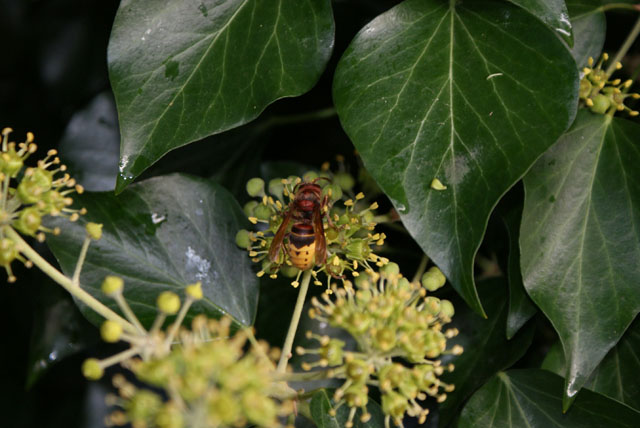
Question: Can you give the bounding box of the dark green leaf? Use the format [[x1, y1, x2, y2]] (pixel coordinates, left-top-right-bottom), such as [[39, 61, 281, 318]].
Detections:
[[459, 369, 640, 427], [501, 201, 537, 339], [438, 278, 535, 427], [310, 389, 385, 428], [109, 0, 335, 192], [521, 111, 640, 407], [542, 317, 640, 411], [333, 0, 578, 315], [567, 0, 606, 67], [507, 0, 573, 45], [46, 174, 258, 327], [58, 92, 119, 192]]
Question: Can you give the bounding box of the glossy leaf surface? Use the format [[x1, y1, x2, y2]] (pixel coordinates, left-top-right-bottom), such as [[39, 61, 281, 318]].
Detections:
[[46, 174, 257, 327], [508, 0, 573, 45], [439, 278, 535, 427], [521, 111, 640, 405], [566, 0, 606, 67], [459, 369, 640, 427], [333, 0, 578, 315], [542, 317, 640, 411], [108, 0, 335, 191], [310, 389, 384, 428]]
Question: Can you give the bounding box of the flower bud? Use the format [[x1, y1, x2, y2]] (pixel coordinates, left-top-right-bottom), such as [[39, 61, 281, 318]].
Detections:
[[14, 207, 41, 236], [440, 299, 455, 319], [101, 320, 123, 343], [253, 204, 272, 221], [334, 172, 355, 191], [86, 222, 103, 240], [126, 390, 162, 422], [0, 238, 18, 265], [380, 262, 399, 278], [267, 178, 284, 200], [246, 177, 265, 197], [590, 94, 611, 114], [102, 275, 124, 295], [243, 200, 258, 216], [157, 291, 180, 314], [82, 358, 103, 380], [235, 229, 251, 248], [421, 266, 446, 291]]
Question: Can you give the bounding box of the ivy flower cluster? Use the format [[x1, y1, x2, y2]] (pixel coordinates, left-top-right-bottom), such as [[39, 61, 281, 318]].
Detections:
[[0, 128, 85, 281], [579, 54, 639, 116], [235, 171, 387, 290], [298, 263, 462, 428], [82, 277, 293, 428]]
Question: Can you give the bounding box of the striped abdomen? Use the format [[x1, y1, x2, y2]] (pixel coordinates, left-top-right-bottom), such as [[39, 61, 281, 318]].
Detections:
[[287, 224, 316, 270]]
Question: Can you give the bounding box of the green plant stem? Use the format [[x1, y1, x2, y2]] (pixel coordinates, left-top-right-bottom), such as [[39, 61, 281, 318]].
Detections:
[[114, 292, 147, 334], [163, 297, 194, 348], [72, 236, 91, 286], [275, 368, 335, 382], [277, 269, 312, 373], [600, 3, 640, 13], [98, 346, 141, 368], [606, 15, 640, 77], [411, 254, 429, 283], [5, 226, 137, 334]]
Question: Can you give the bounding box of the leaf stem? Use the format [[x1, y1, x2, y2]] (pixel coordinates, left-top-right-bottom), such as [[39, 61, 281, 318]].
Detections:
[[277, 269, 312, 373], [599, 3, 640, 13], [4, 226, 137, 334], [606, 15, 640, 77], [114, 292, 147, 334]]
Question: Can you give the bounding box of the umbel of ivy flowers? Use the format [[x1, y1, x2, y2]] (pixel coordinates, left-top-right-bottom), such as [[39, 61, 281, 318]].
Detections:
[[236, 172, 387, 290], [298, 263, 461, 428], [0, 127, 85, 281]]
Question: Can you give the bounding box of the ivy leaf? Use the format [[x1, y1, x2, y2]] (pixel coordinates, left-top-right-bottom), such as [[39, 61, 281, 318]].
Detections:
[[438, 278, 535, 427], [507, 0, 573, 46], [459, 369, 640, 427], [521, 111, 640, 409], [46, 174, 258, 328], [333, 0, 578, 315], [58, 92, 120, 192], [309, 389, 385, 428], [542, 317, 640, 411], [501, 199, 537, 339], [108, 0, 335, 192], [566, 0, 606, 67]]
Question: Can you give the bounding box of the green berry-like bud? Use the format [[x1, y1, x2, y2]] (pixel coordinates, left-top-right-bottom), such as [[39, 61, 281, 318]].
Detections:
[[375, 327, 397, 352], [346, 358, 371, 384], [82, 358, 103, 380], [325, 227, 339, 241], [2, 150, 23, 177], [579, 78, 592, 99], [14, 207, 41, 236], [86, 222, 103, 240], [323, 183, 343, 203], [334, 172, 355, 191], [0, 238, 18, 265], [346, 239, 370, 260], [253, 204, 272, 221], [101, 275, 124, 295], [344, 383, 369, 408], [100, 320, 123, 343], [243, 200, 258, 216], [382, 390, 408, 421], [380, 262, 400, 278], [321, 338, 345, 366], [246, 177, 265, 197], [440, 299, 455, 319], [155, 403, 184, 428], [303, 171, 318, 182], [31, 168, 53, 189], [421, 266, 446, 291], [280, 265, 299, 278], [126, 390, 162, 423], [185, 282, 203, 300], [157, 291, 181, 314], [425, 296, 441, 315], [17, 179, 43, 204], [590, 94, 611, 114], [235, 229, 251, 248], [268, 178, 285, 200]]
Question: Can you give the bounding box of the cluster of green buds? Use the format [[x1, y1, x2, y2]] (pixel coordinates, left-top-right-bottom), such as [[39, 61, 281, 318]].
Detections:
[[83, 277, 294, 428], [0, 128, 85, 281], [235, 169, 388, 291], [579, 54, 639, 116], [298, 263, 462, 428]]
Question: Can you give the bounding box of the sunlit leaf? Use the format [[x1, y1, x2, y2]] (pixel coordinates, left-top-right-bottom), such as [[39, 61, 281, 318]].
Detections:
[[333, 0, 578, 315]]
